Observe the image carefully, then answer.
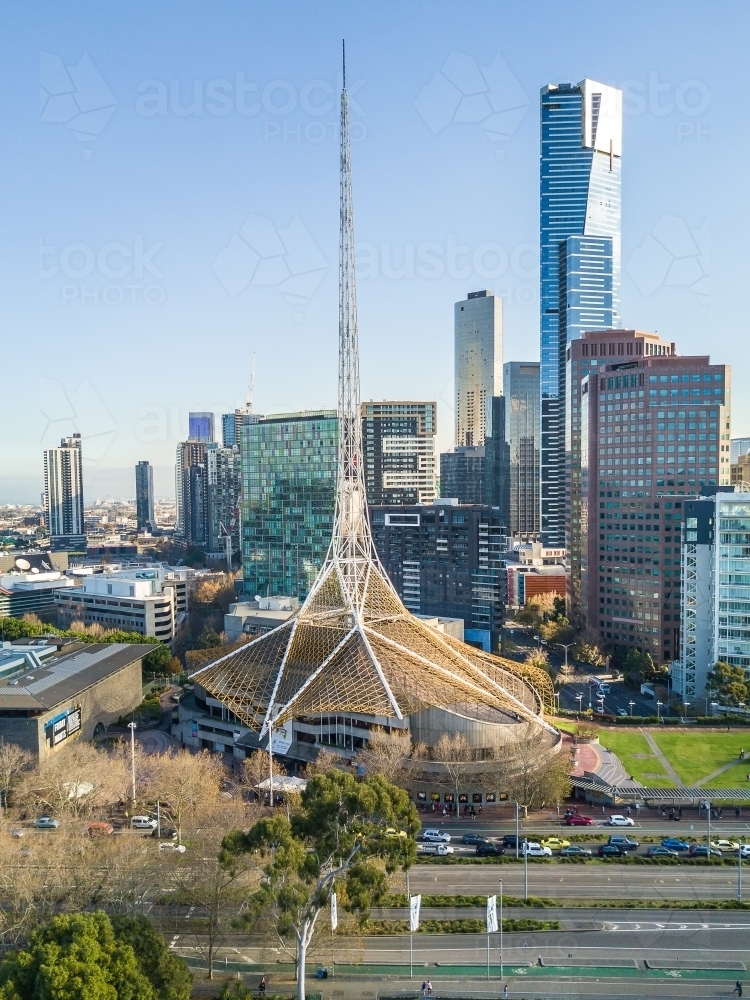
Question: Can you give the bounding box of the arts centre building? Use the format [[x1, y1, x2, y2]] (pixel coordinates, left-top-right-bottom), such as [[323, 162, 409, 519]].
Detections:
[[180, 68, 561, 807]]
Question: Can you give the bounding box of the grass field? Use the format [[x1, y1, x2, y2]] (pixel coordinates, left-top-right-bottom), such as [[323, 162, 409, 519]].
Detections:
[[650, 730, 749, 785], [594, 730, 674, 786]]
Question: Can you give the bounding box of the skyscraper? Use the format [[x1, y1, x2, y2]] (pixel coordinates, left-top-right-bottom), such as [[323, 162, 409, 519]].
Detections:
[[455, 290, 502, 448], [571, 328, 730, 664], [43, 434, 85, 552], [361, 401, 436, 505], [439, 446, 485, 504], [221, 413, 237, 448], [540, 80, 622, 546], [731, 438, 750, 464], [188, 412, 215, 443], [135, 460, 156, 533], [240, 410, 338, 599], [175, 440, 208, 544], [206, 444, 242, 562], [503, 362, 541, 537]]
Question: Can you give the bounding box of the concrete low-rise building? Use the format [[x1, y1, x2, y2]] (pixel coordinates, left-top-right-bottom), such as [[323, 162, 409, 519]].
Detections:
[[0, 637, 151, 760], [55, 571, 175, 642], [224, 596, 299, 642], [0, 571, 76, 619]]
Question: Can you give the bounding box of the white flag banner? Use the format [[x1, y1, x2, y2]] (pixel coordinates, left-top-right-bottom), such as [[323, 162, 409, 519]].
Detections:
[[410, 894, 421, 932], [330, 892, 338, 931], [486, 894, 498, 934]]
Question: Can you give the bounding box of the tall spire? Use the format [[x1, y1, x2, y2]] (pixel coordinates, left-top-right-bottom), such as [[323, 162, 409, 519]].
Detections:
[[331, 40, 373, 605]]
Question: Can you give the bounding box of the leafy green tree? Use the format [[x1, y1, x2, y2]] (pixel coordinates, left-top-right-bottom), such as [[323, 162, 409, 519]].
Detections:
[[706, 661, 750, 706], [622, 649, 653, 689], [142, 644, 172, 675], [195, 628, 222, 650], [0, 912, 153, 1000], [109, 916, 192, 1000], [221, 770, 418, 1000]]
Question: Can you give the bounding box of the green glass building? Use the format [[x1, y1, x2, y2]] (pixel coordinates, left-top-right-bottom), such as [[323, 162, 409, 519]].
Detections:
[[240, 410, 338, 600]]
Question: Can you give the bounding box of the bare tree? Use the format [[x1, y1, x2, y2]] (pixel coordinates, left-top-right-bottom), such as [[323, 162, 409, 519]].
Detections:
[[241, 749, 286, 801], [354, 728, 412, 785], [301, 748, 344, 779], [431, 733, 476, 810], [495, 724, 571, 817], [18, 742, 130, 819], [171, 800, 259, 979], [145, 748, 224, 842], [0, 740, 34, 814]]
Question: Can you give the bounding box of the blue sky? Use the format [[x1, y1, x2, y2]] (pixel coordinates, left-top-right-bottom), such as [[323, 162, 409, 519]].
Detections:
[[1, 0, 746, 501]]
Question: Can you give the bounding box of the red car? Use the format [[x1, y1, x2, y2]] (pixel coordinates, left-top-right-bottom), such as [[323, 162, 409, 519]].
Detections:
[[565, 814, 594, 826]]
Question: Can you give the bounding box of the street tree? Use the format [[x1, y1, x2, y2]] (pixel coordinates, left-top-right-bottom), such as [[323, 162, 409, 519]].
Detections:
[[20, 742, 129, 819], [354, 728, 413, 785], [144, 749, 224, 843], [241, 750, 286, 802], [220, 770, 418, 1000], [0, 741, 33, 814], [707, 661, 750, 707], [109, 914, 193, 1000], [622, 649, 653, 690], [496, 724, 571, 817], [430, 733, 475, 809]]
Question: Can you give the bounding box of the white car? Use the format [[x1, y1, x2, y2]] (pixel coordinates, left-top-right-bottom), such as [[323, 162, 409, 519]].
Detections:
[[419, 843, 454, 856], [608, 814, 635, 827], [131, 816, 158, 830], [159, 842, 186, 853], [598, 683, 611, 694], [421, 829, 451, 843], [522, 842, 552, 857]]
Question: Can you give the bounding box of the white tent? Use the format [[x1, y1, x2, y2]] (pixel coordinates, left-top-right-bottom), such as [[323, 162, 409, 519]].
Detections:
[[257, 775, 307, 793]]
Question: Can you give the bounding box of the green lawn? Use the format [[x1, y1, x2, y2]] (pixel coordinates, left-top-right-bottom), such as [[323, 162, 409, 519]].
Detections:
[[702, 762, 750, 789], [650, 731, 750, 786], [594, 730, 673, 786]]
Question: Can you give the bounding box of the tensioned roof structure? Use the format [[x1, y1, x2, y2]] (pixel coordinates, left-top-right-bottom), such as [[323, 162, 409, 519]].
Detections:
[[192, 48, 555, 741]]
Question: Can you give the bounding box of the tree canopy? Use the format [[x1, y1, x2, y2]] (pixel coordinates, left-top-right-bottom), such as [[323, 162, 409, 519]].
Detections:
[[0, 912, 191, 1000]]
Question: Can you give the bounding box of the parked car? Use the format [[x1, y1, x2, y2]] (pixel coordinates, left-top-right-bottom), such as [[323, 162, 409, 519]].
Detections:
[[598, 844, 626, 858], [83, 822, 114, 837], [608, 835, 639, 851], [711, 839, 739, 853], [647, 846, 679, 858], [158, 842, 186, 853], [419, 843, 454, 856], [421, 829, 451, 843], [608, 814, 635, 827], [560, 845, 592, 857], [32, 817, 60, 829], [540, 836, 570, 850], [661, 838, 690, 852], [131, 816, 158, 830], [689, 844, 721, 858], [736, 845, 750, 859], [462, 834, 489, 845], [151, 827, 177, 840], [476, 843, 504, 857], [522, 842, 552, 858], [565, 814, 593, 826], [617, 708, 628, 717]]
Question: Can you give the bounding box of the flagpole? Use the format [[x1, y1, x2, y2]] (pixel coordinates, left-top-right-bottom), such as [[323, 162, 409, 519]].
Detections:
[[499, 878, 504, 981]]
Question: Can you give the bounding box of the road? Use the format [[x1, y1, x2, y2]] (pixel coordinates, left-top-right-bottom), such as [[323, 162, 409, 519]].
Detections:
[[410, 862, 748, 901]]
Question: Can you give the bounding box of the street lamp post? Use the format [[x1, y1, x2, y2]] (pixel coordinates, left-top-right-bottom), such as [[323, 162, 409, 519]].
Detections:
[[628, 700, 635, 717], [576, 693, 583, 715], [739, 840, 744, 903], [515, 801, 520, 859], [683, 701, 690, 723], [657, 700, 663, 722], [127, 721, 137, 805], [499, 878, 503, 980], [523, 837, 528, 900]]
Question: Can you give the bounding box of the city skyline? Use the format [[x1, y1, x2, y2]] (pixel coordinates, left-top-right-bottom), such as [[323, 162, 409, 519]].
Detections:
[[2, 2, 742, 502]]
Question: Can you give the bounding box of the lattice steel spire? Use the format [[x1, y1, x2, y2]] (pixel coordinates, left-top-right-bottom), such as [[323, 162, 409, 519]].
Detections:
[[331, 39, 373, 605], [190, 46, 557, 745]]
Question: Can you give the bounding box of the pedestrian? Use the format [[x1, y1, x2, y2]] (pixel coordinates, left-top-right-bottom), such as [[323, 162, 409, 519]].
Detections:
[[732, 979, 742, 995], [421, 982, 427, 995], [259, 978, 266, 996], [426, 980, 433, 995], [503, 985, 508, 998]]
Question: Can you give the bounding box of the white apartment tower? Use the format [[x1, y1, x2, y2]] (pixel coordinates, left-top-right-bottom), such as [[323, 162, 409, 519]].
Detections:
[[454, 291, 502, 447], [43, 434, 85, 551]]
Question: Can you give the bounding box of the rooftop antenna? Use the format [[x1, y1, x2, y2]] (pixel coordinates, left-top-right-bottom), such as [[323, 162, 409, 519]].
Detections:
[[342, 38, 345, 89], [247, 354, 255, 412]]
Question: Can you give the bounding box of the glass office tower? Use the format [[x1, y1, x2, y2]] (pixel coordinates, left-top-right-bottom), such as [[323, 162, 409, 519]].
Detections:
[[240, 410, 338, 600], [540, 79, 621, 546], [504, 362, 540, 537], [455, 290, 503, 448]]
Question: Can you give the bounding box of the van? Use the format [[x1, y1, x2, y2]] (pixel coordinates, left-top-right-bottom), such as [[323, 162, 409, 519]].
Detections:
[[131, 816, 157, 830], [419, 843, 454, 856]]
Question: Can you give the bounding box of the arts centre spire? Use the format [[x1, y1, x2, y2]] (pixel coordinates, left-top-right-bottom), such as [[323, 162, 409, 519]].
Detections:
[[192, 47, 555, 740]]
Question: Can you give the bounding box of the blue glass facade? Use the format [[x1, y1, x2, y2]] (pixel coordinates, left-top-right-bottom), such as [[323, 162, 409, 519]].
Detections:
[[540, 81, 621, 546]]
